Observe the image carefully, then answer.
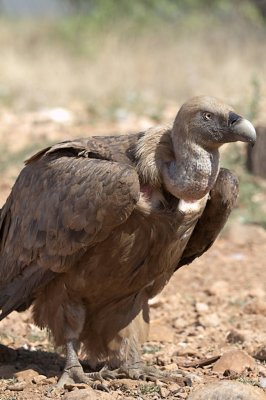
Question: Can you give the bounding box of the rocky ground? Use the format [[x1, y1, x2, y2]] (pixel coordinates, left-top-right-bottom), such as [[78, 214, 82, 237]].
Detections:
[[0, 110, 266, 399]]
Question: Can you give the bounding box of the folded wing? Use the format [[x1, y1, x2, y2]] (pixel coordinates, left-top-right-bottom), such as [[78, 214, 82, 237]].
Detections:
[[0, 140, 140, 318]]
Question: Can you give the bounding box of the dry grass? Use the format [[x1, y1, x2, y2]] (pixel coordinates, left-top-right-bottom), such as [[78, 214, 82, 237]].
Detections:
[[0, 14, 266, 122]]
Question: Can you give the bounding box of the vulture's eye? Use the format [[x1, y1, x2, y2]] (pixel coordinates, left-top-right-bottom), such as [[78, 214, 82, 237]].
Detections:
[[202, 112, 212, 121]]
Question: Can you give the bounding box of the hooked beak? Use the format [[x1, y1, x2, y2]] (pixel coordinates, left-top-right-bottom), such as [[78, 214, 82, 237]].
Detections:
[[228, 111, 256, 146]]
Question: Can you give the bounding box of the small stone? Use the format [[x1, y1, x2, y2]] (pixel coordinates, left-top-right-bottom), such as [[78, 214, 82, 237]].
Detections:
[[62, 387, 113, 399], [195, 302, 209, 313], [213, 349, 256, 374], [185, 373, 203, 384], [173, 318, 188, 330], [253, 344, 266, 361], [7, 382, 26, 391], [160, 387, 170, 398], [15, 369, 40, 382], [44, 387, 62, 398], [109, 378, 139, 390], [178, 393, 188, 399], [168, 382, 181, 393], [258, 363, 266, 377], [199, 313, 220, 327], [259, 377, 266, 389], [188, 380, 266, 400], [32, 374, 48, 384], [223, 369, 239, 378], [243, 300, 266, 316], [206, 280, 229, 297], [44, 377, 57, 384], [162, 363, 178, 371], [226, 329, 245, 344], [156, 353, 172, 366], [64, 382, 89, 390], [174, 345, 198, 357]]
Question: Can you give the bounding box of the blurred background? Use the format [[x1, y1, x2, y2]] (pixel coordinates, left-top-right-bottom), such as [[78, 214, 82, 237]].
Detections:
[[0, 4, 266, 397], [0, 0, 266, 227]]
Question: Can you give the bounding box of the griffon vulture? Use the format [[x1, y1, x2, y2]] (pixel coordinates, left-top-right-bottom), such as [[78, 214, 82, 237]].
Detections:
[[0, 96, 256, 390]]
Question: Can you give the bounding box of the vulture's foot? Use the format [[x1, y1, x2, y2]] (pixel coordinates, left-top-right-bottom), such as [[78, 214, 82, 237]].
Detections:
[[87, 362, 189, 385], [58, 339, 109, 392], [58, 364, 109, 392], [116, 363, 191, 385], [116, 363, 171, 382]]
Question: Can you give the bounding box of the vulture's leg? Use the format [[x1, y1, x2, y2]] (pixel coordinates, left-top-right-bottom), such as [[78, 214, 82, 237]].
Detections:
[[85, 302, 189, 385], [177, 168, 239, 268], [57, 339, 109, 391]]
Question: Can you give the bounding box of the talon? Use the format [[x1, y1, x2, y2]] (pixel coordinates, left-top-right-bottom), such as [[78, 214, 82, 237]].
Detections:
[[91, 382, 109, 392]]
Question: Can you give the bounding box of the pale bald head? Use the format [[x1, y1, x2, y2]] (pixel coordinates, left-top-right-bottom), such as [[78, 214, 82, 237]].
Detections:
[[173, 96, 256, 149]]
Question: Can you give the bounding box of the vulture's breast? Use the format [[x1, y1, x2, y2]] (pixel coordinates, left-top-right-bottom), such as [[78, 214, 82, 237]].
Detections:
[[65, 193, 206, 305]]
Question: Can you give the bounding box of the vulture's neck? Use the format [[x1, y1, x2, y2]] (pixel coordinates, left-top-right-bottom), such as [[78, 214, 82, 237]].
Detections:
[[163, 139, 220, 201], [135, 125, 220, 202]]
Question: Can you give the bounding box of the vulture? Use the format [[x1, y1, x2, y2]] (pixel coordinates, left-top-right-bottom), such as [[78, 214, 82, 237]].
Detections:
[[0, 96, 256, 390]]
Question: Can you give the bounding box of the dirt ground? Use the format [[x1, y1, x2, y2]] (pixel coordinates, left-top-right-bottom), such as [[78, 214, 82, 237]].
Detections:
[[0, 111, 266, 399]]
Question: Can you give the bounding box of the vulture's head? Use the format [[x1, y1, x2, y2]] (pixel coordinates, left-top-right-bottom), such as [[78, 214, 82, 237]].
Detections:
[[173, 96, 256, 149], [162, 96, 256, 202]]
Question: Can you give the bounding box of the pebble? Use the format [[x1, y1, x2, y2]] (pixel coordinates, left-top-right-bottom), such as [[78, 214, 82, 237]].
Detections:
[[195, 302, 209, 313], [62, 387, 113, 400], [168, 382, 181, 393], [15, 368, 40, 382], [199, 313, 220, 327], [226, 329, 245, 344], [253, 344, 266, 361], [185, 373, 203, 384], [162, 362, 178, 371], [159, 387, 170, 398], [173, 318, 188, 330], [64, 383, 89, 390], [213, 349, 256, 374], [6, 381, 26, 391], [32, 374, 50, 384], [206, 280, 229, 297], [243, 300, 266, 316], [259, 377, 266, 389], [187, 380, 266, 400], [109, 378, 139, 391]]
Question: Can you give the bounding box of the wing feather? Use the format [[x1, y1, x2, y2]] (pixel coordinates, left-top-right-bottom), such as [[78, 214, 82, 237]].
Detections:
[[0, 143, 140, 287]]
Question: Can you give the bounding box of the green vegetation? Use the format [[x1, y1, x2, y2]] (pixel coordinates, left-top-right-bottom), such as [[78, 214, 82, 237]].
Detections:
[[222, 144, 266, 229], [142, 344, 162, 354], [49, 0, 266, 55], [57, 0, 265, 27], [139, 383, 161, 395], [237, 377, 261, 387]]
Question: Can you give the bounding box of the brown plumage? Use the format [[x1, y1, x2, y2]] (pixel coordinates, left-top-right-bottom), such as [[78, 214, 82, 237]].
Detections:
[[0, 96, 256, 389]]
